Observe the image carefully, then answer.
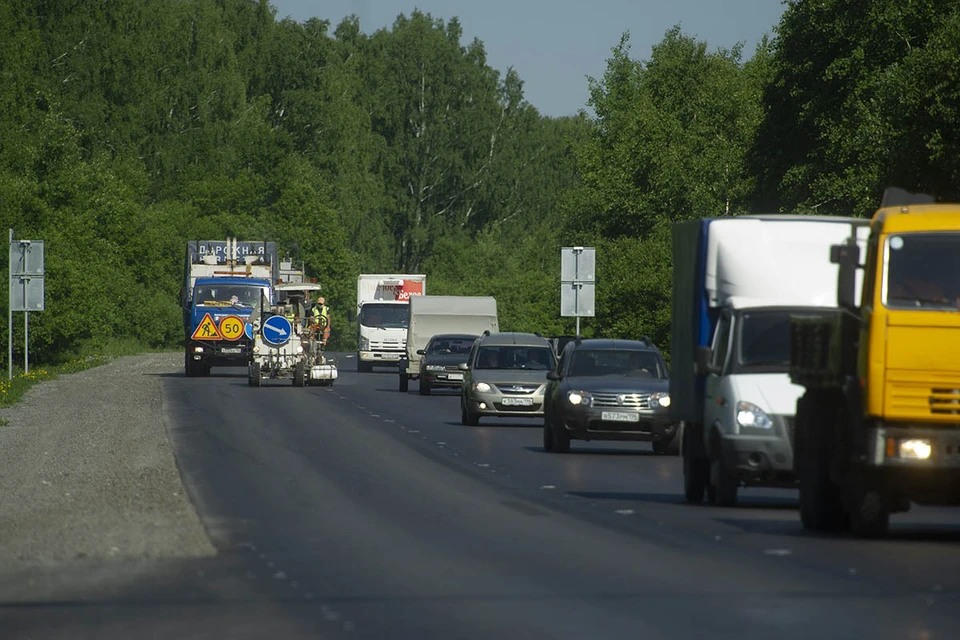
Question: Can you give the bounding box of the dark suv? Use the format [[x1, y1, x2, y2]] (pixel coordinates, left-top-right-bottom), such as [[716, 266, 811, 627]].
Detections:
[[543, 338, 679, 454]]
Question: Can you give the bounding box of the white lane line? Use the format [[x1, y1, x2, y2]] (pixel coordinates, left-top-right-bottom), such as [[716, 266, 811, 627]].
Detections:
[[540, 485, 556, 490], [614, 509, 634, 516], [763, 549, 792, 557]]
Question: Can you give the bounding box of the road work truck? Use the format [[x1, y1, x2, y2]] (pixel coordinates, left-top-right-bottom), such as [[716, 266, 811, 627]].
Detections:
[[790, 188, 960, 536], [350, 274, 426, 372], [671, 215, 869, 507], [399, 295, 499, 393], [182, 239, 277, 377]]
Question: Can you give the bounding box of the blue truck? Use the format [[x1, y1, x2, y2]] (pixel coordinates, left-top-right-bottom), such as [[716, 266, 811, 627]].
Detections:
[[182, 239, 278, 377]]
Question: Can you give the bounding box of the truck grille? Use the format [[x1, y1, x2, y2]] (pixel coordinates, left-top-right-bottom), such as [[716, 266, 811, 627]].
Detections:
[[930, 388, 960, 415], [591, 393, 652, 409]]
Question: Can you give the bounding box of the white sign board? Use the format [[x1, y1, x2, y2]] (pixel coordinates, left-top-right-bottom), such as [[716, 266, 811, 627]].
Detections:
[[10, 240, 44, 276], [561, 282, 595, 317], [560, 247, 596, 318], [10, 276, 44, 312]]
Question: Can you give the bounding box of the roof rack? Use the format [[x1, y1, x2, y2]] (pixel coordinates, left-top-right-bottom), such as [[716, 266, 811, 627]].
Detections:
[[881, 186, 935, 208], [638, 335, 655, 347]]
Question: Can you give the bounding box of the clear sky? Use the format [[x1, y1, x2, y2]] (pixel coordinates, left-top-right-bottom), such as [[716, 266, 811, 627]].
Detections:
[[268, 1, 788, 118]]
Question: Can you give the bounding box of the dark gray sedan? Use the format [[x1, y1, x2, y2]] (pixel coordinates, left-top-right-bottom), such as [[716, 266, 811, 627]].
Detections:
[[416, 334, 477, 395], [543, 338, 680, 454]]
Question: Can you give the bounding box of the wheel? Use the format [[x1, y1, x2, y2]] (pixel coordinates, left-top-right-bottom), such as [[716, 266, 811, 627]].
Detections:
[[542, 419, 555, 452], [847, 484, 890, 538], [357, 359, 372, 373], [293, 361, 306, 387], [708, 453, 738, 507], [248, 362, 261, 387], [552, 419, 571, 453], [796, 393, 847, 531], [683, 453, 710, 503], [419, 378, 431, 395], [461, 396, 479, 426], [399, 374, 409, 393]]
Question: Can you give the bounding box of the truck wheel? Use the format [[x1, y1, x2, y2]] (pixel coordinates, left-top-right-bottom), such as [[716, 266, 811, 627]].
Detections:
[[248, 362, 261, 387], [399, 374, 409, 393], [419, 379, 431, 395], [682, 423, 709, 503], [184, 351, 195, 377], [796, 393, 847, 531], [708, 454, 738, 507], [847, 485, 890, 538], [293, 361, 306, 387], [461, 397, 479, 426]]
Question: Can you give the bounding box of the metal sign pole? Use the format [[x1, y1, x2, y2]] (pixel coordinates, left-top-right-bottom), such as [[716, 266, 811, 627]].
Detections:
[[24, 310, 28, 375], [7, 229, 12, 381], [574, 249, 580, 338]]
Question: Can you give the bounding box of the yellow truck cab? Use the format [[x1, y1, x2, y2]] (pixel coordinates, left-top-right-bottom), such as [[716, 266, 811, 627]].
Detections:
[[791, 187, 960, 537]]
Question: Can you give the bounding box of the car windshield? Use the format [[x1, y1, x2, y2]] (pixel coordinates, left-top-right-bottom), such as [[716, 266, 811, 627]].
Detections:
[[475, 346, 555, 370], [568, 349, 665, 378], [427, 337, 476, 355], [360, 303, 408, 329], [737, 310, 815, 369], [194, 284, 265, 308], [885, 233, 960, 309]]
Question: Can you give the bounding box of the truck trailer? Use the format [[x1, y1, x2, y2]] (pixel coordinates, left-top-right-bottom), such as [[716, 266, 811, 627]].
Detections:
[[670, 215, 869, 506]]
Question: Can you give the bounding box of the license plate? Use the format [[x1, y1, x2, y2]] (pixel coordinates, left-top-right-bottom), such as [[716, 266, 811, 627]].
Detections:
[[602, 411, 639, 422], [502, 397, 534, 406], [221, 348, 242, 354], [446, 373, 463, 381]]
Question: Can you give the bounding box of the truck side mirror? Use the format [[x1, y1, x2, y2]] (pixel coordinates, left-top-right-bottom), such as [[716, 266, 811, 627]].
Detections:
[[694, 345, 717, 377], [830, 240, 861, 309], [347, 310, 357, 322], [546, 371, 561, 381]]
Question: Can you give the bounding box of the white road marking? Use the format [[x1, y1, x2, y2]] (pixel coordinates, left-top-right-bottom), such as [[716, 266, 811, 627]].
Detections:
[[540, 485, 556, 490], [763, 549, 792, 556], [615, 509, 634, 515]]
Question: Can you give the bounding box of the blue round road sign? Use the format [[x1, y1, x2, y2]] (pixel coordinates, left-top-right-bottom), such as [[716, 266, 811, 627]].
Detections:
[[244, 322, 254, 340], [261, 315, 292, 347]]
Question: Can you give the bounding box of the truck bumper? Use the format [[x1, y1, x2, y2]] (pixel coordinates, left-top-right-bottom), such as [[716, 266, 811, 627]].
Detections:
[[188, 341, 251, 366], [359, 350, 404, 363], [719, 433, 796, 485]]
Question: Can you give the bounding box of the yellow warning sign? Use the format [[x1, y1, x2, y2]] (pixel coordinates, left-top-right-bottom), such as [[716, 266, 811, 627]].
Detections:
[[219, 315, 244, 341], [191, 313, 222, 341]]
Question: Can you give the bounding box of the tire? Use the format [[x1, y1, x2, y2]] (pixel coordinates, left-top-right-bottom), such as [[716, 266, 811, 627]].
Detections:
[[542, 419, 555, 452], [708, 452, 738, 507], [796, 393, 847, 532], [461, 396, 479, 426], [184, 351, 196, 377], [553, 421, 571, 453], [419, 378, 431, 395], [399, 374, 409, 393], [248, 362, 261, 387], [293, 361, 306, 387], [682, 423, 709, 503]]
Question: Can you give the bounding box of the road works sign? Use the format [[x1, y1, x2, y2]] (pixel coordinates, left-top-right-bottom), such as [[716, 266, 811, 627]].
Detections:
[[191, 313, 222, 340], [261, 315, 292, 347], [218, 315, 245, 341]]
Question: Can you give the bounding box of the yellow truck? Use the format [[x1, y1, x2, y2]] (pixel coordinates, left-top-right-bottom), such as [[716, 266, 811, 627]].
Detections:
[[790, 187, 960, 537]]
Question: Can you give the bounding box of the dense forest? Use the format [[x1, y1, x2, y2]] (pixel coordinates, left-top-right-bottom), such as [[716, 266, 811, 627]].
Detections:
[[2, 0, 959, 365]]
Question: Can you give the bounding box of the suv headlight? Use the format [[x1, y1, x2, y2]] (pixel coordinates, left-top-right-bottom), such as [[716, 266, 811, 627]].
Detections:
[[473, 382, 492, 393], [425, 365, 444, 371], [650, 392, 671, 408], [736, 401, 773, 430], [567, 390, 592, 406]]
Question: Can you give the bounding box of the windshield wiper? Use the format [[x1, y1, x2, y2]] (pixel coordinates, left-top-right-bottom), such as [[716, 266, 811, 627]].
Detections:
[[887, 295, 955, 308]]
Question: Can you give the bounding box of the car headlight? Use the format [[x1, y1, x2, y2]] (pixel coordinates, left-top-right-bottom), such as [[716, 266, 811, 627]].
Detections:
[[735, 401, 773, 430], [650, 392, 671, 408], [473, 382, 492, 392], [897, 438, 932, 460], [425, 365, 444, 371], [567, 390, 591, 406], [359, 336, 370, 350]]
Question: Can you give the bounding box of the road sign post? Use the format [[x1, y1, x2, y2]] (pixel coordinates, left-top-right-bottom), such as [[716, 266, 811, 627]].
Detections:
[[560, 247, 596, 338], [8, 231, 46, 379]]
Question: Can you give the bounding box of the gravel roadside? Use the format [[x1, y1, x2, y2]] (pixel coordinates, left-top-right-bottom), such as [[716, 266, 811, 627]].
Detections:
[[0, 352, 216, 572]]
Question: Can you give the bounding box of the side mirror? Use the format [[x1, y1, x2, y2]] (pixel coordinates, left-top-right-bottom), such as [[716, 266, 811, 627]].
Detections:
[[458, 362, 469, 371], [416, 349, 425, 356], [694, 345, 718, 377], [347, 310, 357, 322], [830, 240, 861, 309], [546, 371, 561, 381]]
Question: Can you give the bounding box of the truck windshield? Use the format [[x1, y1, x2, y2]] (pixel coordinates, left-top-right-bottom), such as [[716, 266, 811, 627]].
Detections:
[[568, 349, 665, 379], [885, 233, 960, 310], [736, 310, 809, 370], [194, 284, 266, 309], [360, 304, 408, 329], [475, 346, 555, 370]]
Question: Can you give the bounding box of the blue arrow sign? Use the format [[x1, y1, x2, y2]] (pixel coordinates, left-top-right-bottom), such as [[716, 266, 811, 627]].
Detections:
[[244, 322, 254, 340], [261, 315, 292, 347]]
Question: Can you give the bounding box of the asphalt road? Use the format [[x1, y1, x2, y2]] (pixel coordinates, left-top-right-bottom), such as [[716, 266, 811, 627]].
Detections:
[[6, 354, 960, 639]]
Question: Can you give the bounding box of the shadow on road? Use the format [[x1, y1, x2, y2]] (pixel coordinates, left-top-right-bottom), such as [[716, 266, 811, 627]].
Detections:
[[521, 445, 655, 456]]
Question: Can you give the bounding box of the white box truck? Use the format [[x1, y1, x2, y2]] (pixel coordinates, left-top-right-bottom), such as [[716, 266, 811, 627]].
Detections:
[[398, 295, 499, 393], [670, 215, 869, 507], [350, 274, 426, 372]]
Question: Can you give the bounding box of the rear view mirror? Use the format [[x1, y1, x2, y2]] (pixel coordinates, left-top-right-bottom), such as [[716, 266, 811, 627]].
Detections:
[[546, 371, 561, 381], [694, 345, 718, 377], [830, 239, 861, 309], [416, 349, 425, 356], [458, 362, 469, 371]]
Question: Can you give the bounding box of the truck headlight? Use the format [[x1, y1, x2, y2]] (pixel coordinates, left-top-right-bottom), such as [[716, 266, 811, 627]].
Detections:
[[898, 439, 932, 460], [473, 382, 491, 392], [650, 392, 670, 408], [736, 401, 773, 430], [360, 336, 370, 350], [568, 391, 591, 406], [193, 346, 204, 353]]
